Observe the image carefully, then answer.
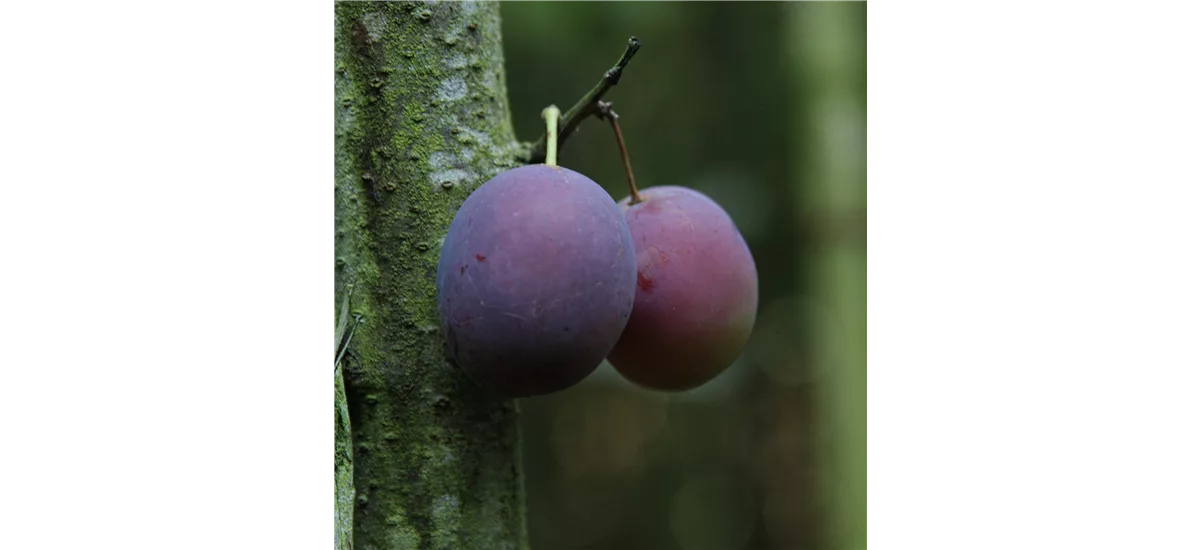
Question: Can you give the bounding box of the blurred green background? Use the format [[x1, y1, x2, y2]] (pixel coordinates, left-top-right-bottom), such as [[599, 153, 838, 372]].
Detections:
[[333, 2, 868, 547], [501, 3, 865, 549]]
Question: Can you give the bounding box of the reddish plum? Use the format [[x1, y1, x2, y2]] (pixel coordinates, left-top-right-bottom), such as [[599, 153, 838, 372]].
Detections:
[[607, 186, 758, 391]]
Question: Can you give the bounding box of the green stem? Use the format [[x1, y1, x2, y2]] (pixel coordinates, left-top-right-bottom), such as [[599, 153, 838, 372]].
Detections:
[[522, 37, 641, 163], [542, 105, 561, 167]]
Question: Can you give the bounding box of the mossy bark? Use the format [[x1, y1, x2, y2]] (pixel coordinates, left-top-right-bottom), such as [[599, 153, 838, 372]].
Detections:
[[335, 2, 526, 549], [336, 362, 355, 550]]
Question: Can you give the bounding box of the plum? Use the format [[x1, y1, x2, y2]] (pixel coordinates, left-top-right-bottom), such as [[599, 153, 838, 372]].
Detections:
[[607, 186, 758, 391], [436, 164, 637, 397]]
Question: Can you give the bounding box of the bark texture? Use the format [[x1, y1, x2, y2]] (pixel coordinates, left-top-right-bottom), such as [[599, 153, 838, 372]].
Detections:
[[336, 362, 355, 550], [335, 2, 526, 548]]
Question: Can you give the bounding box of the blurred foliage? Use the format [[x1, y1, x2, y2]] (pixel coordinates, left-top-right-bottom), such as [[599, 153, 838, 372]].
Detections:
[[501, 2, 866, 549]]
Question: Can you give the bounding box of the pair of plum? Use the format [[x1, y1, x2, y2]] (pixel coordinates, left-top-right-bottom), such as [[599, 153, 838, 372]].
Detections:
[[436, 162, 757, 397]]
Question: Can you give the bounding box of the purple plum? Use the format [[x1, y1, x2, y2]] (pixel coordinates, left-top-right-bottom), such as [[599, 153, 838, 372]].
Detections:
[[437, 164, 637, 397]]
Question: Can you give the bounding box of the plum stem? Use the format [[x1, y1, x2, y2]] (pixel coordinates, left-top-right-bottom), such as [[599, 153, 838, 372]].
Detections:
[[520, 37, 641, 163], [542, 105, 561, 167], [597, 102, 641, 204]]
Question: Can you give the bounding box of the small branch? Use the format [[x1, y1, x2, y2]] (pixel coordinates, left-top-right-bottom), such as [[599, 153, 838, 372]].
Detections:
[[519, 37, 641, 164], [596, 102, 641, 204]]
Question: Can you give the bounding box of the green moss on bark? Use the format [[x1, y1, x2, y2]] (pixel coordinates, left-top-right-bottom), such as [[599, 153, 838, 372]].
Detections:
[[336, 362, 355, 550], [335, 2, 526, 549]]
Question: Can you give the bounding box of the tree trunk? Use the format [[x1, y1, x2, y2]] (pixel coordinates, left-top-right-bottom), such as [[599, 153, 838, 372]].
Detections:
[[335, 2, 526, 548]]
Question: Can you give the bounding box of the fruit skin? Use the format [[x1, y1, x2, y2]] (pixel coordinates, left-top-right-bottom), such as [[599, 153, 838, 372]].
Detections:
[[436, 164, 637, 397], [608, 186, 758, 391]]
